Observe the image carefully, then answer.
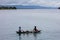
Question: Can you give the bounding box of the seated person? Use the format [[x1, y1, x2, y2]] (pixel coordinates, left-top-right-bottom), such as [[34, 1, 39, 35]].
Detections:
[[33, 26, 38, 32], [19, 27, 21, 32]]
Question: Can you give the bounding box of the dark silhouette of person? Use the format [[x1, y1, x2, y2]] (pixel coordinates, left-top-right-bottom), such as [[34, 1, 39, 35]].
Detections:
[[19, 27, 21, 32], [33, 26, 38, 32]]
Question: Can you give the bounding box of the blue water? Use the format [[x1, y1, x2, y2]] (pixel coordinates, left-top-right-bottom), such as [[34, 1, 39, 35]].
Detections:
[[0, 9, 60, 40]]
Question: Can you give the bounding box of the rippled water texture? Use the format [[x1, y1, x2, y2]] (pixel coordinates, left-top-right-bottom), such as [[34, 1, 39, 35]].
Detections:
[[0, 9, 60, 40]]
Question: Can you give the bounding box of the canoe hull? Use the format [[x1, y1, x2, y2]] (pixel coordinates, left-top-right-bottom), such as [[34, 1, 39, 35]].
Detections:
[[16, 30, 41, 34]]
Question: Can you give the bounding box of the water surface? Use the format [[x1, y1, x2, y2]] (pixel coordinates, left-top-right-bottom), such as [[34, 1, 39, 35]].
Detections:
[[0, 9, 60, 40]]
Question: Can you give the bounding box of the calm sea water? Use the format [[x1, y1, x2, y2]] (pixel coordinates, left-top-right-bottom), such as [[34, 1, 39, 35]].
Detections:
[[0, 9, 60, 40]]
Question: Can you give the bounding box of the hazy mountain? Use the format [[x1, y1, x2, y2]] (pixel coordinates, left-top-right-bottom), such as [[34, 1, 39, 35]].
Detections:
[[0, 5, 57, 9], [15, 5, 57, 9]]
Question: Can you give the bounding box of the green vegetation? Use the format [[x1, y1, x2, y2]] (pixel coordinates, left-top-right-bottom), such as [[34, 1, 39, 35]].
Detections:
[[0, 6, 16, 9]]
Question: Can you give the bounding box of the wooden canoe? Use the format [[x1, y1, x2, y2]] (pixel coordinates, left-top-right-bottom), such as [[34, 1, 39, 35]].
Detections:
[[16, 30, 41, 34]]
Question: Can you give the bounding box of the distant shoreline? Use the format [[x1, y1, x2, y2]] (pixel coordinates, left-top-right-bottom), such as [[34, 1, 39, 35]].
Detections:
[[0, 6, 16, 9], [0, 6, 59, 9]]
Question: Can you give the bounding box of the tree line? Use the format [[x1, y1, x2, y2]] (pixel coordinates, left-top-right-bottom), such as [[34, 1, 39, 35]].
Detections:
[[0, 6, 16, 9]]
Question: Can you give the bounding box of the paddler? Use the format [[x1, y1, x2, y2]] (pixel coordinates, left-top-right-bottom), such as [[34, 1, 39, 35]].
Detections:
[[19, 26, 21, 32], [33, 26, 38, 32]]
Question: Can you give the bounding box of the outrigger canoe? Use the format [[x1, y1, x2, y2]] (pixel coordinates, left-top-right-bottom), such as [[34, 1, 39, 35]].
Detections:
[[16, 30, 41, 34]]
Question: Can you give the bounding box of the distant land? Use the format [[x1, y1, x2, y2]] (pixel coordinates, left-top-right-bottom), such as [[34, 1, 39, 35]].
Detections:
[[15, 5, 57, 9], [0, 6, 16, 9], [0, 5, 59, 9]]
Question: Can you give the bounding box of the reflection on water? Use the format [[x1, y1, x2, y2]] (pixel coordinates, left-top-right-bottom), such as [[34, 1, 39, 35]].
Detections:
[[19, 35, 21, 40], [18, 32, 41, 40], [33, 33, 38, 40]]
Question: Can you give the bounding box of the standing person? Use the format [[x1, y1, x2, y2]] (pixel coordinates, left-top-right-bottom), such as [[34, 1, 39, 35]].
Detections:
[[33, 26, 38, 32]]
